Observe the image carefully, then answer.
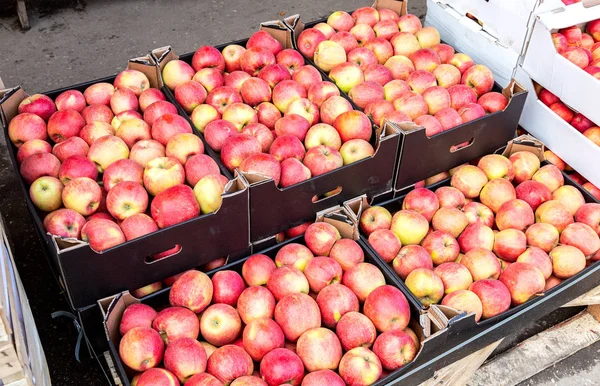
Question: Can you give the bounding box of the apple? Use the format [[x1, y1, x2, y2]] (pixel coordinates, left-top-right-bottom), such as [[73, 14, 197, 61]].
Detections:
[[151, 183, 200, 228], [516, 247, 552, 280], [224, 71, 252, 93], [549, 245, 586, 279], [391, 209, 429, 245], [82, 83, 113, 107], [258, 64, 291, 89], [204, 119, 235, 152], [339, 347, 382, 384], [457, 222, 495, 254], [247, 30, 282, 56], [79, 122, 114, 146], [191, 68, 224, 94], [18, 94, 56, 122], [493, 229, 527, 262], [17, 139, 52, 164], [162, 337, 207, 383], [575, 203, 600, 236], [365, 100, 396, 126], [373, 330, 417, 371], [139, 88, 166, 112], [463, 202, 495, 227], [535, 200, 575, 232], [434, 262, 473, 294], [364, 38, 394, 65], [304, 222, 341, 256], [240, 153, 281, 185], [302, 370, 345, 386], [296, 327, 343, 372], [432, 63, 461, 89], [349, 47, 379, 71], [515, 180, 552, 212], [329, 238, 365, 271], [272, 80, 307, 114], [407, 70, 437, 94], [392, 245, 433, 280], [524, 223, 560, 256], [389, 32, 420, 58], [46, 109, 85, 143], [451, 165, 488, 198], [275, 243, 314, 271], [336, 311, 377, 352], [237, 285, 276, 325], [207, 345, 253, 384], [106, 181, 148, 220], [190, 45, 225, 73], [43, 208, 86, 239], [270, 134, 306, 163], [267, 265, 310, 301], [304, 123, 341, 151], [495, 199, 535, 231], [469, 279, 511, 319], [320, 95, 354, 126], [55, 90, 85, 113], [330, 31, 359, 54], [144, 100, 178, 126], [29, 176, 63, 212], [60, 176, 101, 215], [329, 62, 364, 93], [143, 156, 185, 196], [349, 80, 386, 110], [303, 145, 343, 176], [499, 262, 545, 306], [352, 6, 380, 26], [81, 217, 125, 251], [405, 268, 444, 306], [447, 84, 478, 110], [350, 24, 376, 46], [274, 292, 321, 342], [339, 139, 374, 165], [260, 348, 304, 386], [168, 270, 212, 314], [304, 257, 343, 293], [393, 91, 429, 120], [279, 158, 311, 188], [316, 283, 359, 328], [435, 186, 466, 208], [563, 46, 590, 68], [532, 164, 564, 193], [120, 303, 157, 336], [422, 230, 460, 265], [200, 304, 242, 347], [57, 154, 97, 186], [560, 222, 600, 257], [112, 110, 143, 131], [119, 213, 158, 241], [297, 29, 327, 59], [342, 262, 386, 302], [368, 229, 402, 263], [307, 82, 341, 108], [383, 79, 411, 103], [119, 327, 164, 372], [431, 207, 468, 238], [276, 48, 304, 74], [285, 100, 319, 128], [359, 206, 392, 236], [327, 10, 354, 31], [363, 285, 410, 332], [551, 185, 585, 217], [458, 102, 486, 123], [193, 174, 228, 214], [421, 86, 451, 116], [460, 247, 501, 281], [242, 317, 285, 362]]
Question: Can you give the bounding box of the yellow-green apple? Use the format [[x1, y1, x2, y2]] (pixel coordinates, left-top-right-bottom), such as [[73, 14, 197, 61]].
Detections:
[[365, 100, 395, 126], [191, 45, 225, 72], [575, 203, 600, 235], [421, 86, 451, 115], [342, 262, 386, 302], [193, 68, 225, 93], [17, 94, 55, 123], [336, 311, 377, 351], [364, 63, 394, 86], [162, 60, 195, 90], [83, 82, 114, 106], [79, 121, 114, 146], [47, 110, 85, 143], [61, 176, 101, 215], [330, 239, 365, 271], [120, 303, 157, 335], [352, 6, 380, 27], [392, 245, 433, 280], [407, 70, 437, 94], [364, 37, 394, 64], [207, 345, 253, 384], [493, 229, 527, 262], [81, 218, 125, 251], [106, 181, 148, 220], [280, 158, 311, 187], [359, 206, 392, 236], [320, 95, 354, 125], [526, 223, 560, 253], [560, 222, 600, 257], [194, 174, 228, 214], [297, 328, 342, 372], [143, 100, 178, 126], [463, 202, 495, 227], [304, 222, 341, 256], [129, 139, 165, 169], [303, 145, 343, 176], [348, 47, 379, 72], [151, 183, 200, 228], [368, 229, 402, 263], [422, 230, 460, 265], [510, 151, 541, 184], [414, 26, 440, 48], [329, 62, 364, 93], [425, 171, 450, 186], [327, 10, 354, 31], [442, 289, 483, 321], [272, 80, 307, 113], [119, 327, 164, 372], [206, 86, 244, 115], [339, 347, 381, 385], [55, 90, 85, 112], [350, 24, 376, 46], [447, 84, 477, 110], [275, 243, 314, 271], [314, 40, 347, 73], [330, 31, 359, 54], [458, 102, 486, 123], [410, 48, 441, 72], [389, 32, 420, 58], [477, 154, 515, 181], [143, 156, 185, 196], [259, 348, 303, 386], [200, 304, 242, 346], [461, 248, 501, 280], [393, 91, 428, 120], [496, 199, 535, 231], [532, 164, 564, 193], [267, 266, 310, 301], [432, 207, 469, 238], [274, 292, 321, 342], [383, 79, 411, 102], [451, 165, 488, 198], [224, 71, 251, 92], [434, 107, 463, 130], [169, 270, 212, 314], [584, 182, 600, 200], [204, 119, 236, 151], [434, 262, 473, 294], [339, 139, 374, 165], [297, 28, 327, 59], [302, 369, 345, 386], [120, 213, 158, 241], [8, 113, 47, 147], [469, 279, 511, 319], [304, 123, 342, 150], [499, 262, 545, 306], [405, 268, 444, 306], [515, 180, 552, 211], [316, 284, 359, 328], [43, 208, 86, 238], [478, 91, 508, 113], [240, 153, 281, 185], [276, 48, 304, 74], [270, 134, 306, 162], [242, 318, 285, 362], [349, 80, 386, 109], [307, 82, 341, 108], [255, 102, 281, 130], [139, 88, 166, 112], [222, 103, 258, 131], [304, 257, 343, 293], [373, 330, 417, 371], [285, 100, 319, 127], [433, 63, 461, 89], [435, 186, 466, 208], [517, 247, 552, 280], [550, 245, 586, 279], [237, 286, 276, 324], [363, 285, 410, 332], [163, 337, 207, 383], [535, 200, 574, 232], [112, 110, 143, 131], [58, 155, 97, 185], [29, 176, 63, 212], [458, 223, 494, 253], [391, 209, 429, 245], [19, 139, 52, 164], [257, 64, 291, 89]]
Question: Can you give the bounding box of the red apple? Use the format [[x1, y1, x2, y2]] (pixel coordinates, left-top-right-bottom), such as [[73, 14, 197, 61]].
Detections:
[[119, 327, 164, 372], [237, 285, 276, 324]]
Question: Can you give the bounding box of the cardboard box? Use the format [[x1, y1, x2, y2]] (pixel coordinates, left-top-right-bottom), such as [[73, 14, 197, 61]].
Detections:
[[151, 25, 401, 248], [522, 1, 600, 125], [99, 206, 468, 386], [0, 58, 252, 310], [516, 66, 600, 187]]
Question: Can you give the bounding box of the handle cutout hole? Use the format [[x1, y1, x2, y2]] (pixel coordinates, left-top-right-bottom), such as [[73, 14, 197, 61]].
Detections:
[[146, 245, 182, 263], [312, 186, 343, 203], [450, 138, 475, 153]]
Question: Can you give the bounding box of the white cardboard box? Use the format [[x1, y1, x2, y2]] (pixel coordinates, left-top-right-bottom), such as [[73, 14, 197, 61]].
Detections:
[[522, 1, 600, 125], [516, 66, 600, 187]]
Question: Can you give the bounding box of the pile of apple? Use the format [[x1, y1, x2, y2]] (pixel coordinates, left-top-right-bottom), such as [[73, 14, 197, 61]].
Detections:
[[7, 70, 229, 252], [296, 7, 508, 135], [360, 152, 600, 321], [161, 31, 376, 188], [117, 222, 419, 386], [552, 19, 600, 76]]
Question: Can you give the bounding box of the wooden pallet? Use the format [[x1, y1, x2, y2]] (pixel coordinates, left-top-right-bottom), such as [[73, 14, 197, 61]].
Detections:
[[421, 287, 600, 386]]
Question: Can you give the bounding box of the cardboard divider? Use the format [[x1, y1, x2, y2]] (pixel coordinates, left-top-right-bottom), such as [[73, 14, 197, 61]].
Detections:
[[99, 206, 459, 386], [345, 134, 600, 354], [151, 26, 401, 246], [0, 62, 252, 310]]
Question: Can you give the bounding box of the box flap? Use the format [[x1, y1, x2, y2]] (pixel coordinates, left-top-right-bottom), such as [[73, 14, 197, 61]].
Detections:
[[373, 0, 408, 15], [0, 86, 28, 128], [537, 1, 600, 30], [501, 134, 545, 160]]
